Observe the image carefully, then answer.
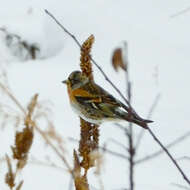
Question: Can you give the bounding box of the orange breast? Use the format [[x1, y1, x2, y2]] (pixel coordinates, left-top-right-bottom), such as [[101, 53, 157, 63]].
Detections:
[[67, 85, 76, 103]]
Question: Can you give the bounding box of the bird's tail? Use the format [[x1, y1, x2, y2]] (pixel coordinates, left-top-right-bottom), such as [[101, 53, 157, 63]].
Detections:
[[118, 103, 153, 128], [129, 118, 153, 129], [121, 114, 153, 129]]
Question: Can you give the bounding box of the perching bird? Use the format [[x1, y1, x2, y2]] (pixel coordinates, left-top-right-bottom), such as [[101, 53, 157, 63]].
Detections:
[[62, 71, 153, 129]]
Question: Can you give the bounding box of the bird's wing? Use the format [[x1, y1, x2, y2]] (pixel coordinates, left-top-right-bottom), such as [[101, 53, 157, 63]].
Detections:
[[73, 82, 153, 123], [75, 81, 120, 105], [82, 82, 151, 122], [72, 82, 120, 115]]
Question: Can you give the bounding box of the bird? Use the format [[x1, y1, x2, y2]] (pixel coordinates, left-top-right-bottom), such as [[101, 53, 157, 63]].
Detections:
[[62, 70, 153, 129]]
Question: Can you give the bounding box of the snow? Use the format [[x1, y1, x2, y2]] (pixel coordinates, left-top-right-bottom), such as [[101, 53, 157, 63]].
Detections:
[[0, 0, 190, 190]]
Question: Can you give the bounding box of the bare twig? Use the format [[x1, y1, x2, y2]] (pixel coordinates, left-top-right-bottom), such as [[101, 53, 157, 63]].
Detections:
[[29, 159, 66, 172], [114, 123, 130, 136], [1, 156, 66, 172], [0, 83, 26, 114], [170, 7, 190, 18], [147, 127, 190, 185], [127, 86, 135, 190], [128, 122, 134, 190], [171, 183, 190, 190], [123, 42, 135, 190], [68, 137, 128, 160], [107, 138, 127, 152], [135, 93, 161, 150], [177, 156, 190, 161], [135, 130, 190, 164], [34, 124, 72, 172], [101, 145, 129, 160]]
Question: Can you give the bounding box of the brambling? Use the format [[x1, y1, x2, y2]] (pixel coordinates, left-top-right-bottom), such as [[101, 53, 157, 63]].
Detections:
[[62, 71, 153, 129]]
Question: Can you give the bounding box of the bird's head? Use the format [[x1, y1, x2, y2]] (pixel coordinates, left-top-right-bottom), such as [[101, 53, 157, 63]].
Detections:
[[62, 70, 89, 89]]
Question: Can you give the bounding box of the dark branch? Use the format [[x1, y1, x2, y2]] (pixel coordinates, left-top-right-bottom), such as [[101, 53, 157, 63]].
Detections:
[[101, 146, 129, 160], [177, 156, 190, 161], [135, 93, 161, 150], [114, 123, 130, 136], [171, 183, 190, 190], [135, 130, 190, 164], [147, 128, 190, 185], [170, 7, 190, 18], [123, 42, 135, 190], [68, 137, 129, 160], [107, 138, 128, 152]]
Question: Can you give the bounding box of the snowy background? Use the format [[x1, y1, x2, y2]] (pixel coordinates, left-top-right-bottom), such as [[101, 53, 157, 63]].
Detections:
[[0, 0, 190, 189]]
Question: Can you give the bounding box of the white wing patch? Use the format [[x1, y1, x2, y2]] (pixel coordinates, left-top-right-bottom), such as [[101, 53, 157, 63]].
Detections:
[[115, 107, 128, 114]]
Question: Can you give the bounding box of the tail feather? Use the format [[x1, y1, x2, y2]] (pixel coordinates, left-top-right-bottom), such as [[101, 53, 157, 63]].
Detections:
[[119, 102, 152, 124], [120, 114, 153, 129], [114, 105, 153, 129], [142, 119, 153, 123], [131, 119, 149, 129]]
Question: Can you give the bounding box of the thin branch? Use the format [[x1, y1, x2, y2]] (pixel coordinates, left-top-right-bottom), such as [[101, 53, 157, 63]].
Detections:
[[123, 41, 135, 190], [135, 93, 161, 150], [0, 83, 26, 114], [101, 145, 129, 160], [128, 123, 134, 190], [146, 94, 161, 119], [177, 156, 190, 161], [1, 156, 67, 172], [135, 130, 190, 164], [68, 137, 129, 160], [34, 123, 73, 172], [171, 183, 190, 190], [147, 127, 190, 185], [28, 160, 66, 172], [170, 7, 190, 18], [107, 138, 128, 152], [114, 123, 130, 136]]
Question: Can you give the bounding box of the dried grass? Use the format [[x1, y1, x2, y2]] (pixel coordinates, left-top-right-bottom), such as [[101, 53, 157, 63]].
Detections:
[[4, 94, 38, 190]]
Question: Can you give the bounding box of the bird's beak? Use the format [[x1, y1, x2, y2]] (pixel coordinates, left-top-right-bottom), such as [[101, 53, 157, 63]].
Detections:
[[62, 80, 68, 84]]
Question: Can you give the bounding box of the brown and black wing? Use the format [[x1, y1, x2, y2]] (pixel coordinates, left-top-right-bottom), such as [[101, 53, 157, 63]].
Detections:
[[91, 82, 153, 124]]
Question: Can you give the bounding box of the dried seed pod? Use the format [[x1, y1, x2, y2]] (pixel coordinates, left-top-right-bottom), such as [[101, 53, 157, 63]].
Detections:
[[112, 48, 127, 72], [80, 35, 95, 80]]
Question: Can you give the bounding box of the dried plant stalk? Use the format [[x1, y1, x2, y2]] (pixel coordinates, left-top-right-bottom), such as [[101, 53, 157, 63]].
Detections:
[[92, 124, 99, 150], [11, 94, 38, 170], [80, 35, 94, 81], [25, 94, 38, 127], [73, 150, 89, 190], [74, 35, 101, 188], [79, 118, 96, 172], [16, 181, 24, 190], [5, 94, 38, 190], [5, 155, 15, 189], [11, 125, 33, 169]]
